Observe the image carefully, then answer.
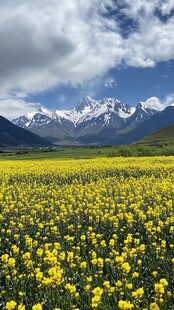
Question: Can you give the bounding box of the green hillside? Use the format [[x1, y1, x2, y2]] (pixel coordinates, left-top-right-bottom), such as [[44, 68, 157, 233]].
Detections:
[[141, 124, 174, 142]]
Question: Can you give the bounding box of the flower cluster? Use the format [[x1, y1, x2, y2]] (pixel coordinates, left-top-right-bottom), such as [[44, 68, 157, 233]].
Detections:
[[0, 157, 174, 309]]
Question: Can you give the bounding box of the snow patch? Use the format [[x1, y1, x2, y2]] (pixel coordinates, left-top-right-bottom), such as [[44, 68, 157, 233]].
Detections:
[[104, 114, 111, 125]]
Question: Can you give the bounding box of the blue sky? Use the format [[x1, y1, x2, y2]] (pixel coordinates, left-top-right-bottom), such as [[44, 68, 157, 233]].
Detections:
[[0, 0, 174, 119], [27, 60, 174, 109]]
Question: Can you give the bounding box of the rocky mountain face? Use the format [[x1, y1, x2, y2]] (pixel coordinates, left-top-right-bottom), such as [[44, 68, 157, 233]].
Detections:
[[12, 96, 174, 145]]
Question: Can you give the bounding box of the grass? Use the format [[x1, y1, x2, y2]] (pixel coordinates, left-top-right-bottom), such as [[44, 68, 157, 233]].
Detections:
[[0, 146, 117, 160], [141, 124, 174, 142], [1, 125, 174, 161]]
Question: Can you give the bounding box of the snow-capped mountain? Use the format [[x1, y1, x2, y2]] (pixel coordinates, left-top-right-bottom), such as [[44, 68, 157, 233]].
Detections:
[[118, 97, 166, 135], [72, 98, 136, 138], [12, 96, 172, 145], [135, 97, 164, 121], [13, 97, 134, 126]]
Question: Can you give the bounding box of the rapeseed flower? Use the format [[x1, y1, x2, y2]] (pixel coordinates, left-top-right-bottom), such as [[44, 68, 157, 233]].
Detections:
[[17, 304, 25, 310], [1, 157, 174, 309], [5, 301, 17, 310], [32, 304, 42, 310], [118, 300, 134, 309]]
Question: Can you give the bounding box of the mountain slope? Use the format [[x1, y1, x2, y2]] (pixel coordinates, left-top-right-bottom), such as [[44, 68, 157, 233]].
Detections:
[[0, 115, 52, 147], [141, 124, 174, 142], [118, 97, 164, 134], [110, 106, 174, 145]]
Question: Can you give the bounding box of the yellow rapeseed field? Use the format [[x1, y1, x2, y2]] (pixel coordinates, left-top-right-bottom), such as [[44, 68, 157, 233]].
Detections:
[[0, 157, 174, 309]]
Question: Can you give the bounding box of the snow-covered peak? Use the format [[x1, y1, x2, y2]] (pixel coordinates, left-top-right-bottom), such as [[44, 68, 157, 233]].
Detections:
[[54, 109, 79, 124], [100, 97, 121, 105], [37, 107, 53, 118], [139, 97, 164, 111], [25, 107, 53, 121], [81, 98, 134, 122], [95, 98, 134, 118], [118, 106, 136, 118], [27, 111, 38, 120], [75, 96, 98, 113], [13, 96, 136, 130]]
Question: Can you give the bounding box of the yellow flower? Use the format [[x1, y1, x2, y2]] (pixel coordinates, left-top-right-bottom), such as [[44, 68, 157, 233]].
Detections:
[[132, 272, 139, 278], [152, 271, 158, 277], [139, 244, 146, 252], [118, 300, 134, 309], [65, 283, 77, 295], [1, 254, 9, 263], [59, 252, 65, 261], [103, 281, 110, 289], [126, 283, 133, 290], [109, 239, 115, 246], [97, 257, 104, 268], [132, 287, 144, 299], [80, 235, 86, 241], [42, 277, 53, 286], [32, 304, 42, 310], [137, 259, 142, 265], [92, 287, 103, 296], [91, 295, 101, 308], [35, 271, 43, 282], [122, 262, 131, 273], [17, 304, 25, 310], [5, 300, 17, 310], [149, 302, 160, 310], [11, 245, 19, 254], [80, 261, 87, 269], [115, 280, 122, 287], [22, 252, 31, 260], [85, 284, 91, 291], [100, 240, 107, 247], [87, 276, 92, 282], [115, 256, 124, 264], [8, 258, 16, 268], [91, 258, 97, 265], [159, 278, 168, 287], [91, 287, 103, 308], [36, 248, 43, 257], [154, 283, 165, 295]]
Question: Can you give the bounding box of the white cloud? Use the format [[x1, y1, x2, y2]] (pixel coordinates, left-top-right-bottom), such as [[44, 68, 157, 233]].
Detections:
[[141, 96, 164, 111], [164, 93, 174, 105], [104, 78, 117, 88], [0, 0, 174, 119], [0, 0, 122, 99], [0, 99, 40, 120], [139, 94, 174, 110], [120, 0, 174, 67], [161, 0, 174, 15]]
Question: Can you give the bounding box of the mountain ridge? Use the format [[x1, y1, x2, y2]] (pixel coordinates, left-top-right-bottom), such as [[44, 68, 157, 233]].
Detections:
[[12, 96, 174, 145]]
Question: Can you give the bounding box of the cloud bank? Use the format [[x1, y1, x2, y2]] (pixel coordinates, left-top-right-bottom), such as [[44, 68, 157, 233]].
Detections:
[[0, 0, 174, 117]]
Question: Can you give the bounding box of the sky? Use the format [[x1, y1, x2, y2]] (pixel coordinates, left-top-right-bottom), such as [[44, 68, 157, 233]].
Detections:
[[0, 0, 174, 120]]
